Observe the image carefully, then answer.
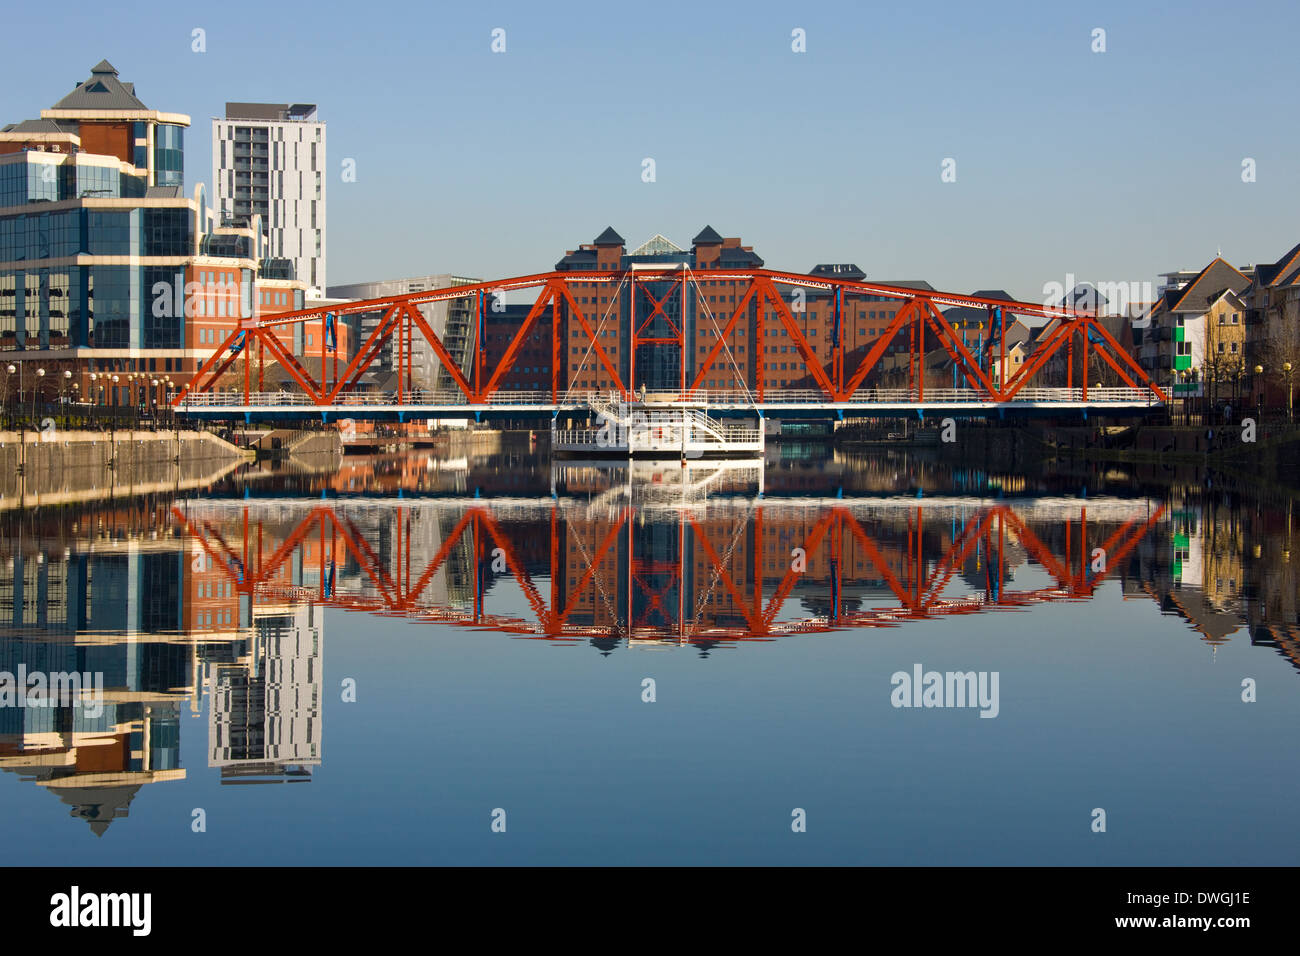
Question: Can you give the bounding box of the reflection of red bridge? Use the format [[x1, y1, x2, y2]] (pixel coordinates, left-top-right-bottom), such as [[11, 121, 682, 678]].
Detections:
[[171, 499, 1167, 643], [173, 264, 1165, 420]]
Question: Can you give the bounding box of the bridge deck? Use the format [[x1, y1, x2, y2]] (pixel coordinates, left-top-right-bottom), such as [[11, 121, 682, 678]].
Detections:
[[176, 387, 1164, 420]]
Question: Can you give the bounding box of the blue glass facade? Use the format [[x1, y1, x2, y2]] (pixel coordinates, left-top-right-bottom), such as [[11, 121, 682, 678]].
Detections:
[[142, 266, 183, 348], [153, 124, 184, 188], [0, 200, 194, 348], [0, 162, 59, 206], [132, 121, 148, 169], [0, 269, 74, 348], [0, 208, 187, 261], [0, 157, 145, 207], [88, 265, 137, 348]]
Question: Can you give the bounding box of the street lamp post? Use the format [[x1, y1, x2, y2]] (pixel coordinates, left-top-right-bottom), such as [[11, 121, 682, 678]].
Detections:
[[1285, 362, 1294, 421], [60, 369, 72, 428], [4, 363, 17, 430], [1255, 364, 1264, 420], [31, 367, 45, 425], [110, 374, 121, 451]]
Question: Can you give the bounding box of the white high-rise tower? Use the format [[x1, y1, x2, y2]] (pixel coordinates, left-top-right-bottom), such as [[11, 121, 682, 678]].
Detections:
[[212, 103, 326, 293]]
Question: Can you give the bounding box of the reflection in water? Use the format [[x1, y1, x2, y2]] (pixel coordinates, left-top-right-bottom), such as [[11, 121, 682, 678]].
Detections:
[[1, 448, 1297, 838], [0, 510, 323, 833], [170, 497, 1167, 649]]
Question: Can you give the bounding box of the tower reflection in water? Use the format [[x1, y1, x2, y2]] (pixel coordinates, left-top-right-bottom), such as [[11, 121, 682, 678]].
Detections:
[[5, 447, 1297, 834]]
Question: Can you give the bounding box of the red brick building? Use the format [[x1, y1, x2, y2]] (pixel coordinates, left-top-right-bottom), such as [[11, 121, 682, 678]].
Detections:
[[478, 227, 935, 394]]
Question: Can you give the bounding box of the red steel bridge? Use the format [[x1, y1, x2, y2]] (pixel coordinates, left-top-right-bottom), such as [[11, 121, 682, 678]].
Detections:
[[173, 265, 1167, 421], [171, 497, 1167, 643]]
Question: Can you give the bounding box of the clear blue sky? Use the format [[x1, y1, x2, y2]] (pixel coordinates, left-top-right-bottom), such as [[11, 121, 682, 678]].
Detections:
[[4, 0, 1297, 299]]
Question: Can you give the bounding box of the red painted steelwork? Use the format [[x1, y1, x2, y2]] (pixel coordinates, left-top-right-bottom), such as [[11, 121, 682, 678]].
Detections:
[[173, 267, 1168, 407]]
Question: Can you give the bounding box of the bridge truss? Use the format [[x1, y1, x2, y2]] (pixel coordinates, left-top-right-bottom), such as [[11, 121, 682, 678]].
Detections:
[[174, 266, 1166, 414]]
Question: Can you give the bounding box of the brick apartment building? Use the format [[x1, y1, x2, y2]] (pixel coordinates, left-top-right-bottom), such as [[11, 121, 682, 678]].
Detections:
[[477, 226, 935, 395]]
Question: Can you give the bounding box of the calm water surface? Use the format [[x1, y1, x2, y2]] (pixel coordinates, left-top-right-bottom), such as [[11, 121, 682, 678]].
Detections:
[[2, 447, 1298, 865]]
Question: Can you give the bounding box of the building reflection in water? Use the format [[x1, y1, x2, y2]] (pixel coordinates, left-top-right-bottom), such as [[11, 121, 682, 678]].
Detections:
[[1, 449, 1297, 833], [0, 502, 324, 833]]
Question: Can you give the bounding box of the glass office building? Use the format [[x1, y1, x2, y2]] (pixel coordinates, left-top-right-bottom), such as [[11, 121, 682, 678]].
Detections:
[[0, 61, 311, 403]]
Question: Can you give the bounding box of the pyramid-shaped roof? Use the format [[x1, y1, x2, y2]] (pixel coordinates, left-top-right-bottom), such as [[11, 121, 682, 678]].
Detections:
[[1169, 257, 1251, 312], [592, 226, 624, 246], [629, 234, 685, 256], [49, 60, 147, 111], [1265, 241, 1300, 288], [692, 225, 724, 245], [1, 118, 75, 135], [1058, 282, 1109, 309]]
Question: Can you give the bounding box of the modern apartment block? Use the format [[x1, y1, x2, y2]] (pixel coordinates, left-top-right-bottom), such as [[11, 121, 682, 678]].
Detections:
[[326, 274, 479, 390], [208, 604, 323, 784], [0, 61, 342, 406], [1137, 257, 1254, 396], [212, 103, 326, 293]]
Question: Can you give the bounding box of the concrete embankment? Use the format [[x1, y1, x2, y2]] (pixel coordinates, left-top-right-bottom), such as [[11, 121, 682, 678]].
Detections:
[[0, 429, 250, 510]]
